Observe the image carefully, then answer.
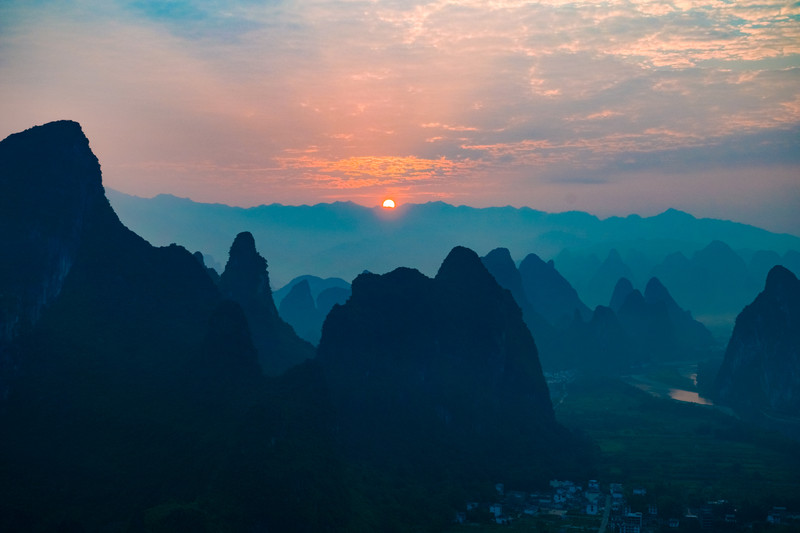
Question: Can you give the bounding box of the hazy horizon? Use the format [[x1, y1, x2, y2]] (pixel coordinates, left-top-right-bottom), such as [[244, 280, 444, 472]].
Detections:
[[110, 187, 800, 238], [2, 1, 798, 234]]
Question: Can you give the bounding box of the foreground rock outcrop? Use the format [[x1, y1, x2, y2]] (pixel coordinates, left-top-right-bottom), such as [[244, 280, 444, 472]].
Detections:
[[318, 246, 589, 487], [715, 265, 800, 416], [0, 122, 345, 531], [219, 231, 314, 374]]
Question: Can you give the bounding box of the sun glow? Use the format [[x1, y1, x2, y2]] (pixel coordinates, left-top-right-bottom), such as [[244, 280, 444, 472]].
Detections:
[[382, 199, 396, 208]]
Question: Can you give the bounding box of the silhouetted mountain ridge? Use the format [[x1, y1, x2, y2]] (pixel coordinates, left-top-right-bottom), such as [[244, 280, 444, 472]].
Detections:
[[108, 189, 800, 291], [318, 246, 589, 488], [219, 231, 314, 375], [715, 265, 800, 416], [0, 121, 351, 531], [0, 121, 104, 347], [1, 121, 599, 531], [481, 247, 715, 372]]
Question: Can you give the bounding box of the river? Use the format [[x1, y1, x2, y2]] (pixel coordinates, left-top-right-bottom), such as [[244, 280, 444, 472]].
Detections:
[[622, 371, 715, 407]]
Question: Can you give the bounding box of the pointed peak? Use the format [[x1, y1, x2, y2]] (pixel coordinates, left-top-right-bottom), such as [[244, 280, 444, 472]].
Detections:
[[605, 248, 623, 262], [288, 278, 313, 297], [441, 245, 480, 263], [620, 289, 645, 310], [481, 248, 520, 279], [609, 277, 634, 311], [614, 277, 634, 293], [765, 265, 798, 294], [220, 232, 272, 307], [656, 208, 694, 220], [223, 231, 267, 276], [279, 278, 316, 314], [700, 240, 735, 255], [436, 246, 489, 284], [519, 252, 547, 268], [644, 277, 675, 306], [484, 247, 513, 263], [644, 276, 666, 294], [230, 231, 257, 255]]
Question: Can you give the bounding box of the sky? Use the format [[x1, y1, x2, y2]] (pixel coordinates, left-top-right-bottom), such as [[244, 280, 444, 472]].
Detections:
[[1, 0, 799, 235]]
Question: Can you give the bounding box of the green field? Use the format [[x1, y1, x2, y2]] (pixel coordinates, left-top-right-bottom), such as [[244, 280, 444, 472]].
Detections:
[[555, 378, 800, 515], [449, 377, 800, 531]]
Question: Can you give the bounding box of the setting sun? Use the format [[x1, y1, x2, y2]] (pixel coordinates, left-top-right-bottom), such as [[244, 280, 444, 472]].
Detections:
[[382, 199, 396, 208]]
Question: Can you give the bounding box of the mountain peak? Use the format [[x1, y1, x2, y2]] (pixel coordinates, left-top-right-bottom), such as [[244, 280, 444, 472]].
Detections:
[[620, 289, 646, 311], [519, 252, 590, 324], [14, 119, 85, 139], [657, 208, 695, 220], [0, 119, 113, 346], [1, 120, 102, 200], [609, 277, 634, 312], [219, 232, 313, 375], [220, 231, 271, 304], [644, 277, 675, 306], [715, 263, 800, 415], [604, 248, 624, 265], [697, 239, 737, 258], [317, 246, 568, 488], [481, 247, 530, 307], [483, 247, 514, 265], [435, 245, 492, 286], [229, 231, 258, 257], [764, 264, 798, 295]]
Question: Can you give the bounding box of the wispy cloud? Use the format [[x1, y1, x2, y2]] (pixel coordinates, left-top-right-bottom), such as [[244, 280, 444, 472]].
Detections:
[[0, 0, 798, 232]]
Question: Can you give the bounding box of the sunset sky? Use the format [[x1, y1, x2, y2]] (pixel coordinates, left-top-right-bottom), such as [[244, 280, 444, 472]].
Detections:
[[1, 0, 798, 234]]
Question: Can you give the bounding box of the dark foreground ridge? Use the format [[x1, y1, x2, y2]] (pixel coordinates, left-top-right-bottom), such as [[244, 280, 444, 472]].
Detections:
[[715, 265, 800, 416], [219, 230, 315, 375], [318, 246, 590, 489], [0, 120, 359, 531], [0, 121, 591, 531]]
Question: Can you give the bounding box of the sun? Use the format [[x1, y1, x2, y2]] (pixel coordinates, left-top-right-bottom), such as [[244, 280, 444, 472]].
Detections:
[[382, 198, 396, 208]]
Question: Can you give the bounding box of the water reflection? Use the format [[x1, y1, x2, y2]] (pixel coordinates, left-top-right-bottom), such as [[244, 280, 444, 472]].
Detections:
[[627, 378, 715, 406], [668, 388, 713, 405]]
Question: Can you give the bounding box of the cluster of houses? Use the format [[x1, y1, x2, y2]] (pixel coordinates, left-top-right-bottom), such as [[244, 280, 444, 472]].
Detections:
[[457, 480, 799, 531], [457, 479, 607, 526]]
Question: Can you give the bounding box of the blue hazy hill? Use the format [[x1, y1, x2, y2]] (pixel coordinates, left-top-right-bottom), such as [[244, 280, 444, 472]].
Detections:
[[108, 190, 800, 291]]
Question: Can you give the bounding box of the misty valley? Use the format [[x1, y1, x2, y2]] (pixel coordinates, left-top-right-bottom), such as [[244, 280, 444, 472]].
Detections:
[[1, 121, 799, 532]]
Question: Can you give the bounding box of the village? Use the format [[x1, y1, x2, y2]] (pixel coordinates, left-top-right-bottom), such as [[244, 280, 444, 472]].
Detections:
[[455, 479, 799, 532]]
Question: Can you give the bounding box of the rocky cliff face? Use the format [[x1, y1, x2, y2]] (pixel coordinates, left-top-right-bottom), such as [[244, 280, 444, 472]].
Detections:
[[219, 231, 314, 375], [481, 247, 530, 310], [0, 122, 348, 531], [518, 252, 591, 326], [715, 265, 800, 415], [644, 276, 713, 350], [481, 247, 556, 359], [0, 121, 105, 347], [318, 246, 585, 487], [0, 121, 118, 398], [609, 277, 635, 312]]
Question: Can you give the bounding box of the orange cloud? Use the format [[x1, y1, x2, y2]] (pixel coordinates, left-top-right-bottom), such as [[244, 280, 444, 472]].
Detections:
[[277, 154, 476, 189]]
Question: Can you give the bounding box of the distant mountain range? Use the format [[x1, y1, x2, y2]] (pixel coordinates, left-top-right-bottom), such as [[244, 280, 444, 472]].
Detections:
[[107, 190, 800, 291], [480, 248, 716, 372], [108, 190, 800, 337]]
